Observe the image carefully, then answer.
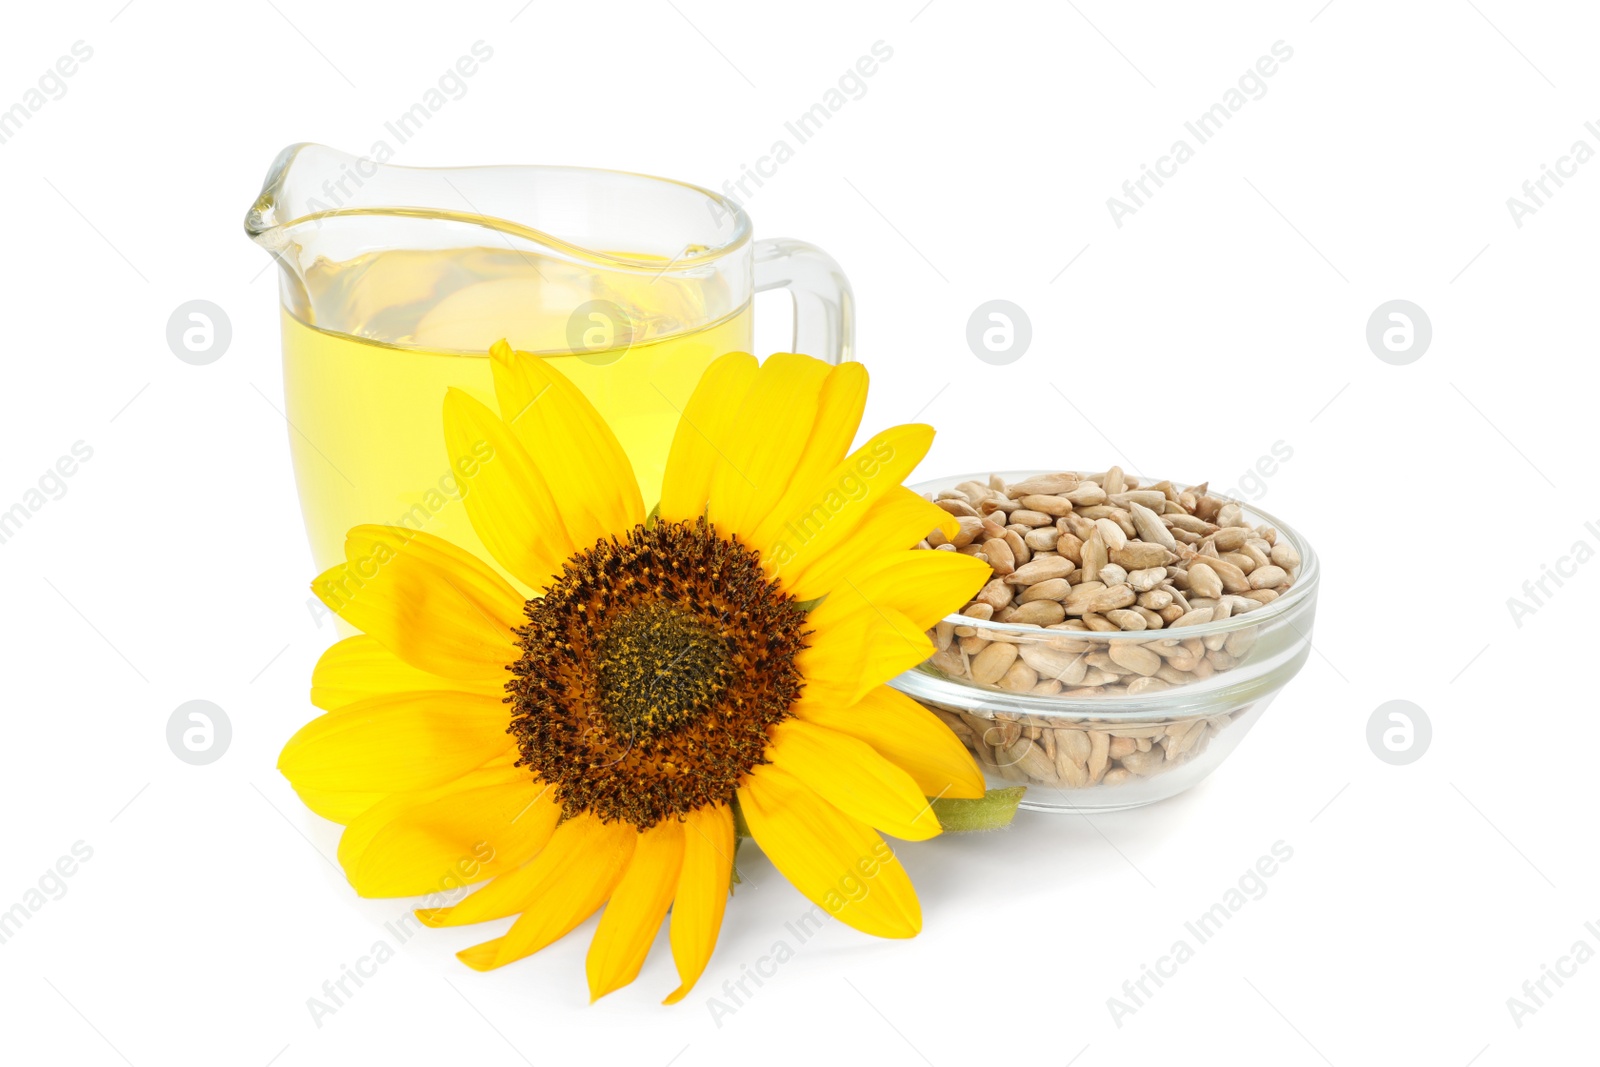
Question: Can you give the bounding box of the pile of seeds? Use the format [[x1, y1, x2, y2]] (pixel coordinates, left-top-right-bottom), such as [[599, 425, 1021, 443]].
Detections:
[[923, 705, 1244, 788], [919, 468, 1299, 698], [909, 468, 1301, 788]]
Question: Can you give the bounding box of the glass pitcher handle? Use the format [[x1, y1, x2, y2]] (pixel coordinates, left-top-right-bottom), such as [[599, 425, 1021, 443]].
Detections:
[[752, 238, 854, 364]]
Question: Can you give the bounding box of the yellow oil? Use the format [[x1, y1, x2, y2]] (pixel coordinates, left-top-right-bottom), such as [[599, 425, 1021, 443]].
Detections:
[[280, 245, 751, 577]]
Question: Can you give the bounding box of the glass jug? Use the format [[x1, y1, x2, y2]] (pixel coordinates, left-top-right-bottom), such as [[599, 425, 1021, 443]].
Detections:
[[245, 144, 853, 576]]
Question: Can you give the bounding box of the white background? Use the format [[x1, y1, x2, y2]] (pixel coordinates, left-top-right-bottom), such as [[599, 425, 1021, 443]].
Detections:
[[1, 1, 1594, 1064]]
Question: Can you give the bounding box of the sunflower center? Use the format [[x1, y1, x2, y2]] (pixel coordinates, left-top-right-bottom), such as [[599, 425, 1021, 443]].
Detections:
[[595, 601, 731, 738], [506, 518, 809, 829]]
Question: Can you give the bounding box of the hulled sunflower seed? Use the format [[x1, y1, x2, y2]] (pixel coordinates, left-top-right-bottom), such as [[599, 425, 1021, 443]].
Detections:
[[1007, 556, 1076, 585]]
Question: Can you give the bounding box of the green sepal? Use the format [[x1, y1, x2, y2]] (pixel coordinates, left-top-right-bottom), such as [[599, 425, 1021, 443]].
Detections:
[[729, 797, 749, 894], [928, 787, 1026, 832]]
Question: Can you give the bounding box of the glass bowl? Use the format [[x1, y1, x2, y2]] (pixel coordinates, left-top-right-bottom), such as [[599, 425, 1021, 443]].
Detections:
[[889, 470, 1320, 813]]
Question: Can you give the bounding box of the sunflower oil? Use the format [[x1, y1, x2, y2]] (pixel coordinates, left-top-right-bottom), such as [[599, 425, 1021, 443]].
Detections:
[[280, 246, 752, 577]]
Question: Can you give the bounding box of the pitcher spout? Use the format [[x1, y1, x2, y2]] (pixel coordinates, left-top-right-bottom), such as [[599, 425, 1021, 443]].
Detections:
[[246, 143, 467, 326], [243, 144, 755, 345], [244, 142, 338, 319]]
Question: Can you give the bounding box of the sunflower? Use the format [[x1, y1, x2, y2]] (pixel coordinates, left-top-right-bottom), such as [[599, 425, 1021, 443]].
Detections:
[[278, 345, 990, 1003]]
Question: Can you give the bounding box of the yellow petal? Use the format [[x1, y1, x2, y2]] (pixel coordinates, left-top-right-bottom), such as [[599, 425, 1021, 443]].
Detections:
[[738, 763, 921, 939], [310, 635, 501, 711], [416, 866, 532, 928], [704, 353, 832, 542], [663, 803, 735, 1005], [849, 549, 991, 630], [415, 822, 575, 928], [796, 686, 985, 800], [311, 526, 523, 681], [767, 720, 941, 841], [291, 749, 517, 827], [290, 732, 516, 827], [329, 761, 524, 891], [796, 594, 932, 707], [442, 388, 574, 590], [657, 352, 758, 523], [781, 487, 958, 604], [344, 775, 559, 898], [456, 814, 636, 971], [747, 361, 869, 550], [761, 424, 936, 591], [278, 690, 513, 794], [587, 820, 684, 1002], [488, 340, 645, 546], [289, 784, 386, 824]]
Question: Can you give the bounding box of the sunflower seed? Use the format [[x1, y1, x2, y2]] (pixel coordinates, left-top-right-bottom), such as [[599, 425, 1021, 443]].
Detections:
[[1097, 563, 1129, 587], [1011, 473, 1080, 496], [1171, 607, 1215, 628], [969, 642, 1019, 685], [1248, 564, 1289, 590], [1110, 542, 1174, 570], [1024, 527, 1060, 552], [1094, 517, 1128, 552], [1006, 556, 1076, 586], [1187, 562, 1223, 600], [1021, 494, 1074, 517], [1088, 730, 1111, 782], [1128, 501, 1177, 551], [1128, 566, 1166, 593], [1108, 641, 1162, 676], [1017, 577, 1071, 604], [1000, 660, 1038, 692], [982, 537, 1016, 576], [1105, 608, 1147, 631], [1064, 483, 1108, 506], [974, 579, 1012, 610], [1064, 582, 1135, 616], [1081, 531, 1107, 583], [1008, 600, 1067, 626], [1018, 643, 1089, 684]]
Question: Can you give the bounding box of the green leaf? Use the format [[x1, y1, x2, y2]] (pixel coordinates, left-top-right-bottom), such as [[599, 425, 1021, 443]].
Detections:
[[929, 787, 1026, 832]]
